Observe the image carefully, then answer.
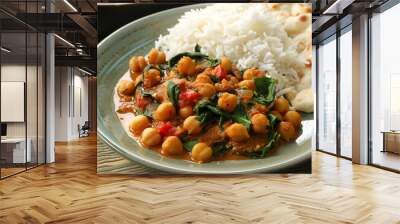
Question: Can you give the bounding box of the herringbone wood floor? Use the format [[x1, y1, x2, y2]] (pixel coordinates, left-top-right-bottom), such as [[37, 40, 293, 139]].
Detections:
[[0, 135, 399, 224]]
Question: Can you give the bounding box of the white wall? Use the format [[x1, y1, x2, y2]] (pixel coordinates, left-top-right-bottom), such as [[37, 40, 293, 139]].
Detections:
[[54, 67, 89, 141], [1, 63, 46, 164], [54, 67, 69, 141], [1, 65, 35, 138]]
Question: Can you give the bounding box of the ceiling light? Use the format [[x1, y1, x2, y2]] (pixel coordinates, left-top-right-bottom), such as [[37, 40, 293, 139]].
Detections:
[[63, 0, 78, 12], [1, 47, 11, 53], [54, 34, 75, 48], [78, 67, 92, 76]]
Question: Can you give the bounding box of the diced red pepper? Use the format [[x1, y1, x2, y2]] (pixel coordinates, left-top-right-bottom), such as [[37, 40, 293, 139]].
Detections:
[[157, 122, 176, 137], [214, 65, 227, 80], [183, 91, 201, 102], [136, 96, 150, 109], [179, 90, 201, 107], [178, 81, 187, 92]]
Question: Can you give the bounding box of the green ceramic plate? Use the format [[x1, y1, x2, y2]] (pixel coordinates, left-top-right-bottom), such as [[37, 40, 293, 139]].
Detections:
[[97, 4, 312, 174]]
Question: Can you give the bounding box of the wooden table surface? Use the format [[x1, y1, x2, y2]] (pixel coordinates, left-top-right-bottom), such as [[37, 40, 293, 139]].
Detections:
[[1, 135, 400, 223]]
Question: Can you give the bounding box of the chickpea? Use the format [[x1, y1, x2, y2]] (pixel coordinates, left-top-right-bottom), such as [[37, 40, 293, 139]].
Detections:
[[147, 48, 166, 64], [220, 56, 232, 73], [117, 80, 135, 96], [134, 75, 142, 87], [154, 102, 176, 121], [243, 68, 258, 80], [254, 103, 268, 114], [198, 67, 213, 77], [196, 83, 216, 98], [161, 136, 184, 156], [129, 56, 147, 73], [229, 76, 239, 84], [215, 79, 234, 92], [147, 49, 158, 64], [218, 92, 238, 112], [130, 72, 141, 82], [277, 121, 297, 142], [238, 80, 255, 90], [251, 113, 270, 134], [195, 74, 213, 84], [129, 115, 150, 135], [273, 97, 289, 114], [183, 116, 202, 135], [177, 56, 196, 76], [158, 52, 166, 64], [238, 89, 253, 102], [143, 68, 161, 88], [179, 106, 193, 119], [283, 111, 302, 128], [271, 110, 283, 120], [225, 123, 250, 142], [141, 128, 162, 147], [191, 142, 213, 163]]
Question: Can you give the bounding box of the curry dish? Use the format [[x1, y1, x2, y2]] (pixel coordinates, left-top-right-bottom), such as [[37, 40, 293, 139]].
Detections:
[[115, 46, 302, 163]]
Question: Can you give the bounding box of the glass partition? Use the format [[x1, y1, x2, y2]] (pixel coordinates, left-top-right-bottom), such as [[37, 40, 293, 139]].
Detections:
[[1, 31, 28, 177], [0, 1, 46, 179], [371, 3, 400, 171], [27, 30, 38, 169], [317, 35, 337, 154]]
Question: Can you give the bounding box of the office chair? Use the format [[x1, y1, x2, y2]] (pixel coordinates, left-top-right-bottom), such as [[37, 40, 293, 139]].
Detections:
[[79, 121, 90, 138]]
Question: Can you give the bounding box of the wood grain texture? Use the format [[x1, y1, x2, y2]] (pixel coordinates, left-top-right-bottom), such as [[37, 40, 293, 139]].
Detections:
[[97, 138, 162, 174], [1, 135, 400, 224]]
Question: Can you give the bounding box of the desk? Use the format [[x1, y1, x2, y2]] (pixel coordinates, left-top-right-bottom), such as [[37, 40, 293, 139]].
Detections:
[[1, 138, 31, 163], [381, 131, 400, 154]]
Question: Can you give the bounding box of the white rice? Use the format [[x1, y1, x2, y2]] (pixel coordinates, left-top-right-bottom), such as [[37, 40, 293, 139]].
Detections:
[[155, 3, 309, 92]]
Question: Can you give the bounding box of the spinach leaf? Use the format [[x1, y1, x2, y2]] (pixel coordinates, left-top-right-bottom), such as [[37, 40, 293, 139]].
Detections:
[[243, 131, 280, 159], [207, 58, 220, 67], [133, 80, 154, 101], [167, 81, 180, 108], [242, 113, 281, 158], [143, 102, 159, 119], [143, 108, 153, 118], [210, 75, 220, 83], [168, 52, 220, 68], [194, 44, 201, 53], [253, 76, 276, 106], [231, 103, 251, 129], [133, 106, 144, 115], [195, 100, 250, 128], [158, 64, 169, 76], [211, 142, 231, 157], [194, 100, 230, 124], [268, 113, 281, 129], [259, 131, 280, 157], [182, 137, 199, 152], [140, 87, 153, 98]]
